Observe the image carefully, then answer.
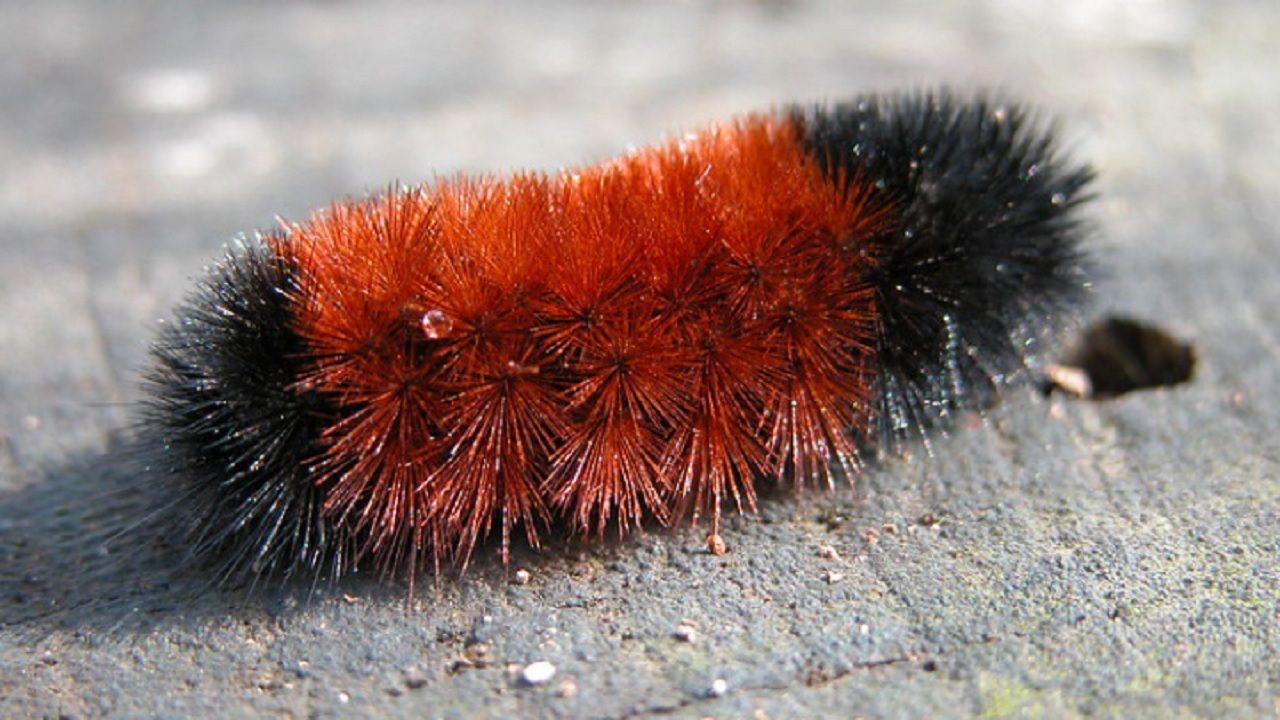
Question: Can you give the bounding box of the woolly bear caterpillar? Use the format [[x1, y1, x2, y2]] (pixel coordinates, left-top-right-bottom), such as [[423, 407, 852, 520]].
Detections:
[[141, 90, 1092, 585]]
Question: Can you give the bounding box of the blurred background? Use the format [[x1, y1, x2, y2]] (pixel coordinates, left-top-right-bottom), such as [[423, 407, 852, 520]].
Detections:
[[2, 2, 1278, 718]]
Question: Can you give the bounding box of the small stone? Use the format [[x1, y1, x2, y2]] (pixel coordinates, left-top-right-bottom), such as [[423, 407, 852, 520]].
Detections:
[[919, 513, 939, 527], [557, 679, 579, 698], [521, 660, 557, 685], [817, 544, 840, 561], [822, 571, 844, 584], [862, 528, 880, 545], [1044, 362, 1092, 398], [337, 691, 350, 704], [709, 678, 728, 697], [707, 533, 728, 556], [513, 569, 531, 585], [403, 667, 429, 690], [674, 623, 698, 642]]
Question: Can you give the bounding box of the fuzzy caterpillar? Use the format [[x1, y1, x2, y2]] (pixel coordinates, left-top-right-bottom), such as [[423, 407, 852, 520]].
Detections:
[[142, 91, 1092, 584]]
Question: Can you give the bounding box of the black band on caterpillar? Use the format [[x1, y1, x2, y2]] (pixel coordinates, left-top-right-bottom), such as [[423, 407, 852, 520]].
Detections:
[[141, 237, 347, 584], [795, 92, 1092, 444]]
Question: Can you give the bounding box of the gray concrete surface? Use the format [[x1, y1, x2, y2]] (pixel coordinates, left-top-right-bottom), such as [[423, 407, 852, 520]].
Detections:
[[2, 1, 1278, 717]]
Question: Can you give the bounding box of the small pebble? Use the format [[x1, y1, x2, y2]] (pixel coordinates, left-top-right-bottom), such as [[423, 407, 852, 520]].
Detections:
[[521, 661, 557, 685], [403, 667, 429, 690], [707, 533, 728, 555], [817, 544, 840, 561], [674, 623, 698, 642], [513, 569, 531, 585], [1044, 362, 1092, 398], [823, 571, 844, 584], [557, 679, 579, 698], [709, 678, 728, 697]]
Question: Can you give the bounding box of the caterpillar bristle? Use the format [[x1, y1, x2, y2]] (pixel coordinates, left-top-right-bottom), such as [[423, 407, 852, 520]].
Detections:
[[139, 89, 1092, 586], [799, 93, 1093, 445]]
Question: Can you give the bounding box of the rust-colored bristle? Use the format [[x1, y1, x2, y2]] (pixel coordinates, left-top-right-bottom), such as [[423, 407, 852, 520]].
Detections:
[[286, 114, 884, 568]]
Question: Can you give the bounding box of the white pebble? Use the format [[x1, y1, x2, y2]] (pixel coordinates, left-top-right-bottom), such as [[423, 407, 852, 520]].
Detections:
[[521, 661, 557, 685]]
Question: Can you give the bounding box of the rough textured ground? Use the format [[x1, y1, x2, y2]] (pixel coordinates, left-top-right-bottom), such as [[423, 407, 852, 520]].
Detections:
[[2, 1, 1278, 718]]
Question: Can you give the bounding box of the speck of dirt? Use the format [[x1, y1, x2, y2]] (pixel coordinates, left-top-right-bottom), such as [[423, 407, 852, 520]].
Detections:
[[707, 533, 728, 555]]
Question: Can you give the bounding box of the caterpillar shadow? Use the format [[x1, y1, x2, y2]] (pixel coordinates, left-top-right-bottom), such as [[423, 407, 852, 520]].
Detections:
[[0, 414, 997, 642]]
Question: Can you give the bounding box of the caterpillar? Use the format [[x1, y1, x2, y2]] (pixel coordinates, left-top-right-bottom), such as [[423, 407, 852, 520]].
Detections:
[[141, 90, 1093, 585]]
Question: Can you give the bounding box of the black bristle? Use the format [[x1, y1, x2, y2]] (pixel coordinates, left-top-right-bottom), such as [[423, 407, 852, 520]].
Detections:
[[140, 236, 348, 586], [795, 91, 1093, 445]]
